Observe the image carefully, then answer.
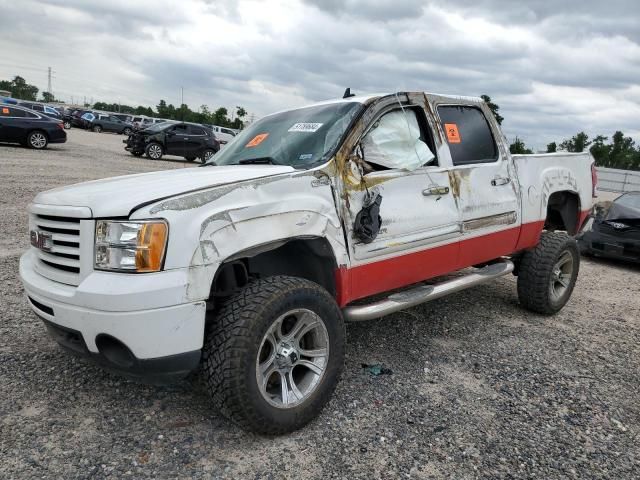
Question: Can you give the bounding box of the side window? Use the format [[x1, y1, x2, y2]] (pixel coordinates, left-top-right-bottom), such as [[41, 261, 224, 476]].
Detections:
[[437, 106, 498, 165], [189, 126, 205, 135], [1, 106, 25, 117], [173, 124, 188, 133], [360, 107, 437, 171], [33, 105, 44, 112], [24, 110, 38, 118]]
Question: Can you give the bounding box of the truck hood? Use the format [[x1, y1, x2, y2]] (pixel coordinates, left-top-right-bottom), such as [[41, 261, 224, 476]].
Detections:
[[34, 165, 296, 217]]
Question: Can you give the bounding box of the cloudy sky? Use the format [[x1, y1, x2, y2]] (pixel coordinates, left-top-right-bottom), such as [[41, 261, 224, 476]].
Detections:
[[1, 0, 639, 149]]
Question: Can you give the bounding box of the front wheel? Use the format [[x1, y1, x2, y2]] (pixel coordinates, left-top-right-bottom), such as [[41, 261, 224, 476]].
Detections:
[[123, 127, 132, 136], [92, 125, 102, 133], [27, 131, 48, 149], [63, 120, 71, 129], [145, 142, 163, 160], [203, 276, 345, 434], [517, 231, 580, 314]]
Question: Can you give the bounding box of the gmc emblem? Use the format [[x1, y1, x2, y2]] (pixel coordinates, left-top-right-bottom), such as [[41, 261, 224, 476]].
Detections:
[[30, 230, 53, 251]]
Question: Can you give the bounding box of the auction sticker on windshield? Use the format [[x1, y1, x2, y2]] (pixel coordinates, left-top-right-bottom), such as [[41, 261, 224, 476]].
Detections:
[[245, 133, 269, 147], [288, 123, 323, 133]]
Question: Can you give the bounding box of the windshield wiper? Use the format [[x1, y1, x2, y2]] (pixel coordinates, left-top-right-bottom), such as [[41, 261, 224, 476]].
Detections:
[[238, 157, 276, 165]]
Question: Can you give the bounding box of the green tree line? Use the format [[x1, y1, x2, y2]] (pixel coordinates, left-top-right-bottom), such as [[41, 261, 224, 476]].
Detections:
[[93, 100, 247, 129], [1, 75, 247, 129]]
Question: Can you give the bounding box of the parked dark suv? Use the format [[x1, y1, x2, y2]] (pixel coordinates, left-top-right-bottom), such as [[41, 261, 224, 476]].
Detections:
[[86, 113, 134, 135], [124, 121, 220, 162], [0, 104, 66, 149]]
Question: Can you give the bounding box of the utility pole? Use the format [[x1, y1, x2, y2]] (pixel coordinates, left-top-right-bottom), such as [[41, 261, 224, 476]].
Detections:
[[47, 67, 52, 98], [181, 87, 184, 121]]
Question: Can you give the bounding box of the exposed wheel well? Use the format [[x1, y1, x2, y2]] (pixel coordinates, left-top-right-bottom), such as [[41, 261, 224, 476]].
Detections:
[[545, 191, 581, 235], [210, 237, 338, 304]]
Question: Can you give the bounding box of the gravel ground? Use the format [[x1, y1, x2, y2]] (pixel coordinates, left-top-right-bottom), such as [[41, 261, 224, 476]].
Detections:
[[1, 130, 639, 479]]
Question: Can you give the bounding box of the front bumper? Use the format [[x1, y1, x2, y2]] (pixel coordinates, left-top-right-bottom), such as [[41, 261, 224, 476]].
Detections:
[[578, 229, 640, 263], [20, 250, 206, 382]]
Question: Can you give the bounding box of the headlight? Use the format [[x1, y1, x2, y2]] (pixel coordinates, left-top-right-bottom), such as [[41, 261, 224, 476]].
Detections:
[[95, 220, 168, 272]]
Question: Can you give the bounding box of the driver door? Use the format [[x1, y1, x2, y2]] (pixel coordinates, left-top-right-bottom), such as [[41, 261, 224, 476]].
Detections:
[[344, 101, 462, 300], [166, 123, 188, 156]]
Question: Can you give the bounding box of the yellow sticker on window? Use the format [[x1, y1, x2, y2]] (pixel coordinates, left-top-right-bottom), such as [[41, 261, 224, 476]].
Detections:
[[444, 123, 461, 144], [245, 133, 269, 148], [1, 107, 9, 115]]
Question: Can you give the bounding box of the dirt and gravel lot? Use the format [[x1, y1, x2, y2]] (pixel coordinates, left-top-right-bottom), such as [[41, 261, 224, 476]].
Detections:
[[1, 130, 639, 479]]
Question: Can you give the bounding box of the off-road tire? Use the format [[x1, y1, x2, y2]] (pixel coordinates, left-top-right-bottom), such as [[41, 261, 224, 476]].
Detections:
[[203, 276, 345, 435], [517, 231, 580, 315]]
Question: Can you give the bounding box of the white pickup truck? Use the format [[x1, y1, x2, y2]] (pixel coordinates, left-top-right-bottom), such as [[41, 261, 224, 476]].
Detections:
[[20, 91, 596, 434]]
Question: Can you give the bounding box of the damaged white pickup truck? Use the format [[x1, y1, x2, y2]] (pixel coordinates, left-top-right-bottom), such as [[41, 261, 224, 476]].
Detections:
[[20, 92, 596, 434]]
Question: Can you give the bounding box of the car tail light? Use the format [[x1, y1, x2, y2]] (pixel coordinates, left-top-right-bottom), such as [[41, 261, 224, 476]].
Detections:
[[591, 163, 598, 198], [57, 122, 64, 130]]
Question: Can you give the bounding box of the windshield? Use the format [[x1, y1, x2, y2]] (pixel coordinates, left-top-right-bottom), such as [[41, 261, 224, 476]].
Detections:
[[208, 102, 363, 168], [144, 121, 175, 132]]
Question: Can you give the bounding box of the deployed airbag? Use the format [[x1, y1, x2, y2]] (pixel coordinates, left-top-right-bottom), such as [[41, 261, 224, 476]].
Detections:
[[361, 110, 434, 171]]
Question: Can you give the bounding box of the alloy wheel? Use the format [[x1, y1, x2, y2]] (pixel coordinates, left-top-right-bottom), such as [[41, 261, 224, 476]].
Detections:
[[29, 132, 47, 149], [549, 251, 574, 302], [148, 144, 162, 159], [256, 308, 329, 409]]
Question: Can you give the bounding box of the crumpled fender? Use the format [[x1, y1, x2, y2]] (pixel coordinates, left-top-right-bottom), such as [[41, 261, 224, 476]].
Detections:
[[133, 171, 348, 302]]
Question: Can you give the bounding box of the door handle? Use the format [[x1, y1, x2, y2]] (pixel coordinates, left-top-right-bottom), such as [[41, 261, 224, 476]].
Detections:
[[422, 186, 450, 196], [491, 176, 510, 186]]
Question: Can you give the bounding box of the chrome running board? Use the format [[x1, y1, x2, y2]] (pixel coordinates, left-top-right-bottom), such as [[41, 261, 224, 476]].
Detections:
[[342, 260, 514, 322]]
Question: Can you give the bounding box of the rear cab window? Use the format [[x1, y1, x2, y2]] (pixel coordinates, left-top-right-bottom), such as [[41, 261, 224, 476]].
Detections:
[[437, 105, 498, 166]]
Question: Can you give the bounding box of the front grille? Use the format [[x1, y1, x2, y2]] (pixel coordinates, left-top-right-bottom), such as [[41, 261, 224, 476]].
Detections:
[[32, 212, 86, 285]]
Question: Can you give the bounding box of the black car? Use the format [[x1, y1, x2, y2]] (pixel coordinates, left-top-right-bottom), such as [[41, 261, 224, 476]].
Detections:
[[124, 121, 220, 162], [0, 104, 66, 149], [87, 113, 134, 135], [578, 192, 640, 263], [70, 109, 93, 128]]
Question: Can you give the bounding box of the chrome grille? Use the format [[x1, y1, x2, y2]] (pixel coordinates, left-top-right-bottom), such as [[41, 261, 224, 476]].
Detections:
[[32, 213, 84, 285]]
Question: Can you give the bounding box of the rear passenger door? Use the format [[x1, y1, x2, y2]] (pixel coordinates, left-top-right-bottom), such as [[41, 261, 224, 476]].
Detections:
[[0, 106, 29, 142], [186, 125, 207, 156], [435, 102, 520, 266]]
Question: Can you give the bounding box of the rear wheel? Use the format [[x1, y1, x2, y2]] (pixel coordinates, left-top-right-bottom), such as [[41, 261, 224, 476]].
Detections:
[[203, 276, 345, 434], [145, 142, 163, 160], [517, 231, 580, 314], [27, 131, 48, 149], [92, 125, 102, 133], [123, 127, 132, 136], [63, 120, 71, 129], [201, 149, 216, 163]]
